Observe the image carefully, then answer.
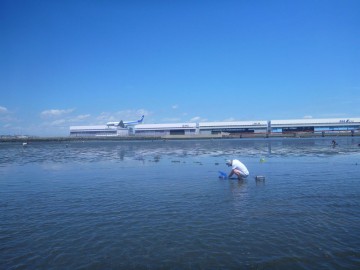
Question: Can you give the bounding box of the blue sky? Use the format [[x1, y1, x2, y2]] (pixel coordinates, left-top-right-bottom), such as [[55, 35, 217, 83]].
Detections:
[[1, 0, 359, 136]]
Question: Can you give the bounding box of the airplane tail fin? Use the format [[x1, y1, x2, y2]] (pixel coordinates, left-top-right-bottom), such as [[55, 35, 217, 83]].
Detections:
[[118, 120, 125, 128], [138, 115, 144, 123]]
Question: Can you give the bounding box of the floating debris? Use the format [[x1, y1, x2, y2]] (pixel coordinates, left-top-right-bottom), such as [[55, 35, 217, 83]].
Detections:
[[255, 175, 266, 181], [218, 171, 227, 179]]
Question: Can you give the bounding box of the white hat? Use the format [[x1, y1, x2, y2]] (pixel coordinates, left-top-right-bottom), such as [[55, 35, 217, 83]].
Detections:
[[226, 160, 232, 166]]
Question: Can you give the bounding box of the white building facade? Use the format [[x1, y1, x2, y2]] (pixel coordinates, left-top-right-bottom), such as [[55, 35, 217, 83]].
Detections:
[[70, 118, 360, 137], [270, 118, 360, 133]]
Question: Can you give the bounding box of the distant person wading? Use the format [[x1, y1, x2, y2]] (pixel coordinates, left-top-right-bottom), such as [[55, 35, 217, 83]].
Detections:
[[226, 159, 249, 180]]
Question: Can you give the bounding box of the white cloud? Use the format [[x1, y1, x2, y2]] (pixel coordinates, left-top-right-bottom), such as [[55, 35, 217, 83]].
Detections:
[[223, 117, 236, 122], [0, 106, 8, 114], [50, 119, 67, 126], [69, 114, 91, 122], [189, 116, 208, 122], [161, 117, 182, 122], [172, 105, 179, 109], [303, 115, 313, 119], [41, 108, 75, 118], [96, 112, 112, 122], [114, 109, 148, 118], [0, 107, 21, 124], [190, 116, 201, 122], [319, 113, 347, 118], [41, 113, 92, 127], [96, 109, 151, 124], [77, 114, 91, 120]]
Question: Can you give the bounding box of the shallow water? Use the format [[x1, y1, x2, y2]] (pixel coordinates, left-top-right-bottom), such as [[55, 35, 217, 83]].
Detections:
[[1, 137, 360, 269]]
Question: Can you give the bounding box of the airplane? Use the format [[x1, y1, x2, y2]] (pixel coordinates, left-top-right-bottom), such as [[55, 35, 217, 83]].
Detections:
[[106, 115, 144, 128]]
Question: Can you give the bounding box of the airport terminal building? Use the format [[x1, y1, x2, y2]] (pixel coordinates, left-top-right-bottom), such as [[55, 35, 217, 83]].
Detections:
[[269, 118, 360, 133], [70, 118, 360, 137]]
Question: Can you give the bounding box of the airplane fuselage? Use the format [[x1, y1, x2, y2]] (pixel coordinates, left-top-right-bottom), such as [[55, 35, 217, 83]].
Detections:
[[106, 115, 144, 127]]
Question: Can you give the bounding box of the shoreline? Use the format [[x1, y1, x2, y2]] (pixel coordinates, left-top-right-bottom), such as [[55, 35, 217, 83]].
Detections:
[[1, 131, 359, 143]]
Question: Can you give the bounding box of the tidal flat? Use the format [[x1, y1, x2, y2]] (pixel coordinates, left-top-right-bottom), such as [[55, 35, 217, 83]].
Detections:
[[1, 137, 360, 269]]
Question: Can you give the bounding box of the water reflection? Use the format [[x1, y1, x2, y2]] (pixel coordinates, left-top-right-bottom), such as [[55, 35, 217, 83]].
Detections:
[[228, 179, 249, 216], [255, 180, 266, 187], [229, 179, 247, 195], [0, 137, 360, 166]]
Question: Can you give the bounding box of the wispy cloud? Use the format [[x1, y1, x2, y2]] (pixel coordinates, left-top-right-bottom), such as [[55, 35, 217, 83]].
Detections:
[[303, 115, 313, 119], [161, 117, 182, 122], [223, 117, 236, 122], [50, 119, 67, 126], [0, 106, 17, 123], [0, 106, 8, 114], [116, 109, 150, 120], [42, 114, 92, 127], [96, 109, 151, 124], [69, 114, 91, 122], [190, 116, 208, 122], [319, 113, 347, 118], [38, 109, 151, 132], [41, 108, 75, 118], [172, 105, 179, 109]]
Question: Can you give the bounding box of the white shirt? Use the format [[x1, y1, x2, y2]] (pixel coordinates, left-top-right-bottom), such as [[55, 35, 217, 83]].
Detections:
[[232, 159, 249, 176]]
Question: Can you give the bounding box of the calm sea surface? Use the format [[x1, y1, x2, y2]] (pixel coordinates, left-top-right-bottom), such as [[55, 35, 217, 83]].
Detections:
[[1, 137, 360, 269]]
